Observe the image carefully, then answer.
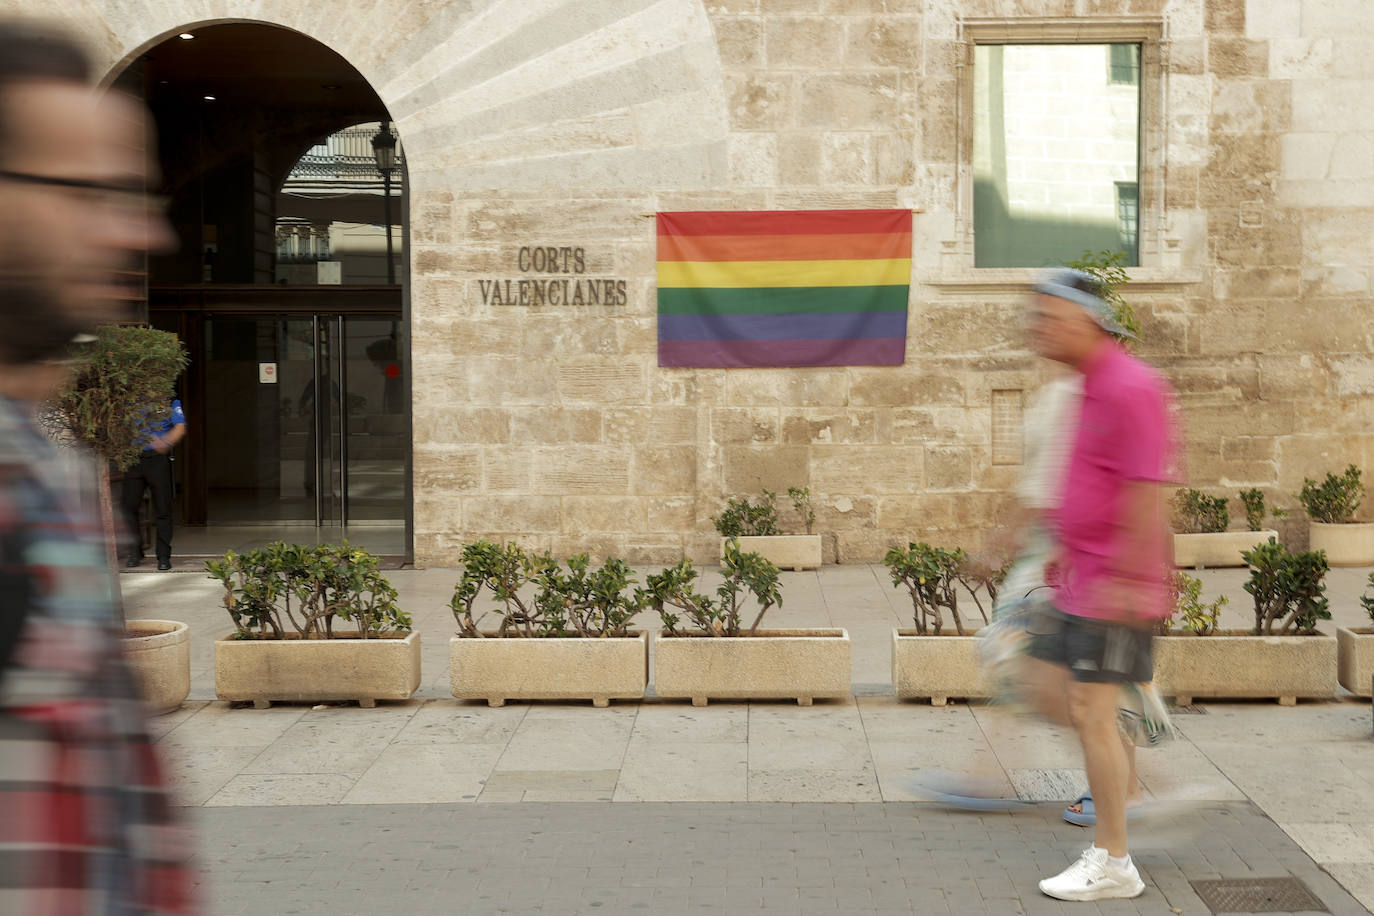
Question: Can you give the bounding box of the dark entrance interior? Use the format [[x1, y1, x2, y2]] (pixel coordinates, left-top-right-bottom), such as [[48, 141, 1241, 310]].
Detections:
[[119, 23, 408, 557]]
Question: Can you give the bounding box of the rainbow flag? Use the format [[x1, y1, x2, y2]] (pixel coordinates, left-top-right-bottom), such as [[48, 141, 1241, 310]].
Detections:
[[656, 209, 911, 368]]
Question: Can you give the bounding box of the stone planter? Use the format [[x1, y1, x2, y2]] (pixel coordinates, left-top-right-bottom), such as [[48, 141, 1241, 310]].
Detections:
[[721, 535, 822, 571], [124, 619, 190, 715], [214, 631, 421, 708], [653, 628, 849, 706], [1172, 530, 1278, 568], [1153, 630, 1337, 706], [1337, 627, 1374, 697], [449, 632, 648, 707], [891, 629, 992, 706], [1308, 521, 1374, 567]]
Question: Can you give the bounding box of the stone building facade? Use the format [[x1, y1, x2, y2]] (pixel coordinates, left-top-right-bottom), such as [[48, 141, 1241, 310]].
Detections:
[[55, 0, 1374, 565]]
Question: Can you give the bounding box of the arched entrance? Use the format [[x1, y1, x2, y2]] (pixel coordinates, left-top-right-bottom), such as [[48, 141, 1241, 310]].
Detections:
[[112, 23, 410, 558]]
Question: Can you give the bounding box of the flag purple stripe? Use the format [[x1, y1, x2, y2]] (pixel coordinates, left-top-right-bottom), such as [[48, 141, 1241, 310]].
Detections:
[[658, 309, 907, 342], [658, 337, 906, 368]]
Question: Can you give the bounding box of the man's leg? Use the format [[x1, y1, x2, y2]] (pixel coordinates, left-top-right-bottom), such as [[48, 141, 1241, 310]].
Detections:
[[1067, 679, 1131, 857], [146, 453, 174, 566], [119, 465, 146, 563]]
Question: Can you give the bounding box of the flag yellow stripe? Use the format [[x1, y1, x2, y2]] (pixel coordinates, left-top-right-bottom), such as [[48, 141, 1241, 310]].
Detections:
[[658, 258, 911, 289]]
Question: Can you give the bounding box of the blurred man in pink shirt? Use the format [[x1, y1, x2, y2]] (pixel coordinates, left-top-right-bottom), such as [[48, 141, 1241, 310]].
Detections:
[[1024, 268, 1176, 903]]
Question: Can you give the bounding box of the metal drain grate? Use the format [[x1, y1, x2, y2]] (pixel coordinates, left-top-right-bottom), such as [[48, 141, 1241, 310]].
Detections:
[[1170, 703, 1207, 714], [1191, 877, 1327, 913]]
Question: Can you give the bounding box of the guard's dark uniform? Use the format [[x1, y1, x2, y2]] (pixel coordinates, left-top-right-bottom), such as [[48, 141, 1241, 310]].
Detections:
[[121, 398, 185, 569]]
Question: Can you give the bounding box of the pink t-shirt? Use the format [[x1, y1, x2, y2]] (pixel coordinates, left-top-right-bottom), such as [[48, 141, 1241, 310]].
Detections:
[[1051, 342, 1176, 621]]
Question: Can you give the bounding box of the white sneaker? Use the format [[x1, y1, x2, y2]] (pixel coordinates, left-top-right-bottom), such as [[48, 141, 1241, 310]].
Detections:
[[1039, 846, 1145, 901]]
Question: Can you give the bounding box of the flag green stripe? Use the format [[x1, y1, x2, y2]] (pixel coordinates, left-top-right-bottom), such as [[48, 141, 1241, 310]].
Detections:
[[657, 285, 908, 316]]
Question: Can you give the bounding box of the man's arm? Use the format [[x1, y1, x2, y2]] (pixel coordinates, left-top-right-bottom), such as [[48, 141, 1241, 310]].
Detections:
[[150, 422, 185, 453]]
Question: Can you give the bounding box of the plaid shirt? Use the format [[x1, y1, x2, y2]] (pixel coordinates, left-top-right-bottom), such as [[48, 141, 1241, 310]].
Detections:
[[0, 397, 194, 915]]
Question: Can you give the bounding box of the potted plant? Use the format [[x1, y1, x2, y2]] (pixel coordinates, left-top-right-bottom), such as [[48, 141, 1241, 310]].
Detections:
[[1153, 539, 1337, 706], [713, 487, 821, 571], [883, 542, 1002, 705], [1299, 465, 1374, 566], [45, 325, 191, 711], [646, 539, 848, 706], [448, 541, 649, 707], [207, 542, 419, 708], [1170, 488, 1278, 569], [1336, 572, 1374, 697]]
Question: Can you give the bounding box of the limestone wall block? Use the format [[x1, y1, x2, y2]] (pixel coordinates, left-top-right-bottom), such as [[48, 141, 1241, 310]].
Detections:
[[1329, 354, 1374, 396], [1278, 302, 1374, 351], [726, 72, 794, 130], [850, 370, 964, 408], [462, 496, 562, 535], [646, 497, 697, 532], [519, 321, 626, 361], [1256, 354, 1327, 399], [1331, 38, 1374, 77], [1170, 38, 1206, 76], [509, 408, 604, 444], [562, 497, 647, 533], [769, 189, 903, 208], [467, 357, 558, 404], [413, 493, 463, 533], [558, 364, 647, 403], [1270, 38, 1334, 79], [721, 445, 809, 494], [724, 370, 849, 407], [414, 318, 525, 356], [797, 72, 902, 130], [414, 446, 482, 492], [821, 133, 877, 184], [1301, 0, 1374, 38], [811, 445, 922, 495], [835, 529, 895, 564], [925, 445, 975, 490], [875, 132, 916, 185], [778, 131, 824, 184], [716, 18, 763, 68], [648, 372, 727, 407], [1206, 0, 1246, 33], [1277, 436, 1368, 491], [711, 408, 780, 444], [1209, 81, 1291, 133], [1208, 38, 1270, 78], [459, 198, 653, 241], [876, 493, 958, 531], [550, 535, 628, 563], [1213, 268, 1300, 301], [532, 447, 631, 495], [483, 448, 534, 492], [1292, 79, 1374, 132], [845, 18, 921, 68], [1302, 210, 1374, 265], [414, 408, 511, 446], [1221, 436, 1279, 462], [766, 16, 844, 67], [604, 407, 698, 444], [1301, 267, 1371, 298], [814, 495, 879, 531], [1245, 0, 1300, 38], [1181, 401, 1297, 440], [780, 410, 879, 445], [634, 446, 699, 495], [728, 133, 779, 186], [1218, 459, 1279, 487]]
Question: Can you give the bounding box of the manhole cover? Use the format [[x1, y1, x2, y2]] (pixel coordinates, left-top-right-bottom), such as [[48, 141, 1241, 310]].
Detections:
[[1191, 877, 1327, 913]]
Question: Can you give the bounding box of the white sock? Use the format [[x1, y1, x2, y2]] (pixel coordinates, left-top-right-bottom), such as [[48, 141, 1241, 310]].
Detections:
[[1107, 852, 1132, 869]]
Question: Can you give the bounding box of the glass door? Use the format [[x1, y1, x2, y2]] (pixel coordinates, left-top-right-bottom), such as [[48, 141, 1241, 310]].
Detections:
[[202, 314, 405, 532]]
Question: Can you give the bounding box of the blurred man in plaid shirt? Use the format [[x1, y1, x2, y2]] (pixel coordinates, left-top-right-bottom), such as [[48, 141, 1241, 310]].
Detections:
[[0, 19, 194, 915]]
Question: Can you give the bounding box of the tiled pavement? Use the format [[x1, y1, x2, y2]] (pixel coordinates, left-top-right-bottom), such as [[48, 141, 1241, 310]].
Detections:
[[195, 801, 1365, 915], [124, 564, 1374, 914]]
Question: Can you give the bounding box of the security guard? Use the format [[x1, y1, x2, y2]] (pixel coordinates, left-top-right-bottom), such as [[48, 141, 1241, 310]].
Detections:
[[121, 398, 186, 570]]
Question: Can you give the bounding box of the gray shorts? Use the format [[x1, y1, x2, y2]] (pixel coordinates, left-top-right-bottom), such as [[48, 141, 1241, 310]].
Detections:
[[1025, 606, 1154, 684]]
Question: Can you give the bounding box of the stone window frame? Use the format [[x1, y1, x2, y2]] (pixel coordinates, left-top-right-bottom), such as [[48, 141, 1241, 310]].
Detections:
[[947, 17, 1167, 280]]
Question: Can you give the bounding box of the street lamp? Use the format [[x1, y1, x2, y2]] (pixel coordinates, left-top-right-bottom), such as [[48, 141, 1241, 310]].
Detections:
[[370, 120, 397, 285]]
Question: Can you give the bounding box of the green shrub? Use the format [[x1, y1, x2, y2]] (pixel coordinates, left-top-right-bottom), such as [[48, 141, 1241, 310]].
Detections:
[[1241, 537, 1330, 635], [1238, 488, 1287, 532], [206, 542, 409, 639], [1167, 572, 1226, 636], [1172, 489, 1229, 534], [450, 540, 644, 638], [1297, 465, 1365, 524], [786, 486, 816, 535], [642, 540, 782, 637], [882, 542, 999, 636], [46, 325, 188, 470], [712, 490, 780, 537], [1067, 249, 1141, 345]]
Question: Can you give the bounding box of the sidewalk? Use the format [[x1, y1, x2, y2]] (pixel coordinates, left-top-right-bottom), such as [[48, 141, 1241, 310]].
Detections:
[[123, 564, 1374, 914]]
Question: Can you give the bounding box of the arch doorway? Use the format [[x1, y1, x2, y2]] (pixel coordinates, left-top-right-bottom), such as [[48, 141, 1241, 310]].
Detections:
[[114, 22, 410, 558]]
